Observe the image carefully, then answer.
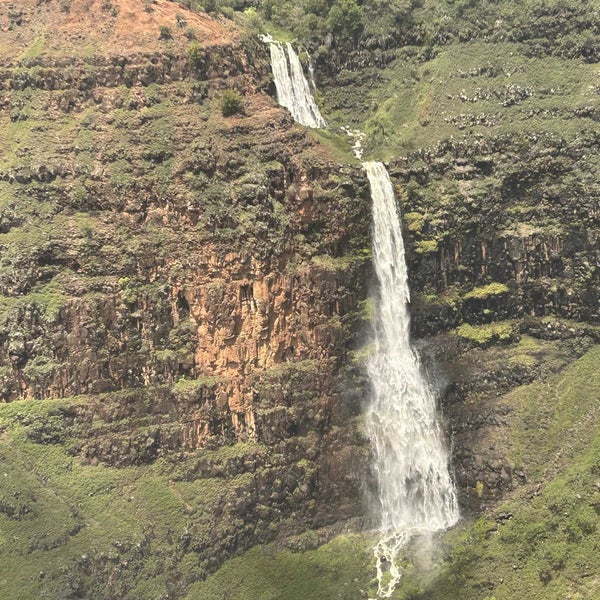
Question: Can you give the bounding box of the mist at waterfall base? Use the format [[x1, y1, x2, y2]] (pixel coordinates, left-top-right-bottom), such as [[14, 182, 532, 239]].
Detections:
[[261, 39, 458, 597], [364, 161, 459, 597]]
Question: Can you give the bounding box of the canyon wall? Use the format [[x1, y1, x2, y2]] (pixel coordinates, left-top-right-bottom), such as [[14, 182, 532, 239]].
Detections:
[[0, 2, 371, 596]]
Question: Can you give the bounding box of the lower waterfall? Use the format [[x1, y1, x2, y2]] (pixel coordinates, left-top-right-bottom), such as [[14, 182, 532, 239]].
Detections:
[[364, 161, 459, 597]]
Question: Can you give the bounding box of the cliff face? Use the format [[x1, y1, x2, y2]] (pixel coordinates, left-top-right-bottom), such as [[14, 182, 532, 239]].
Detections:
[[1, 1, 599, 599], [396, 132, 598, 336], [318, 17, 598, 336], [279, 4, 600, 597], [0, 1, 371, 597]]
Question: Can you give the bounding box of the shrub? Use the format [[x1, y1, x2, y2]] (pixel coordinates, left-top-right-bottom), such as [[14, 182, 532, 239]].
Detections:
[[188, 41, 202, 70], [23, 356, 58, 399], [240, 7, 264, 34], [159, 26, 173, 40], [221, 89, 244, 116], [176, 13, 187, 28]]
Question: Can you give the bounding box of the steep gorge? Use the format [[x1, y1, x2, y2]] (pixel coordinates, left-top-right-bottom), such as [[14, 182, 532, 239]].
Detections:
[[0, 0, 599, 599]]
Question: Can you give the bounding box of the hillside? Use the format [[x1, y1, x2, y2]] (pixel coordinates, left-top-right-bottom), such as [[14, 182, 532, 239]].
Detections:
[[0, 0, 598, 599], [0, 1, 370, 597]]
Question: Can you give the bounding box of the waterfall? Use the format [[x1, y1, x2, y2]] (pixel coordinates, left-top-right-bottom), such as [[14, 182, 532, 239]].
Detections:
[[262, 35, 327, 129], [259, 37, 456, 592], [364, 161, 459, 597], [305, 49, 317, 89]]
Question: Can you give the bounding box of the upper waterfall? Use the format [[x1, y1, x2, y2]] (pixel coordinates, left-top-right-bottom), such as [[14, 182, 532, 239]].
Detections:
[[262, 35, 327, 129], [364, 161, 459, 597]]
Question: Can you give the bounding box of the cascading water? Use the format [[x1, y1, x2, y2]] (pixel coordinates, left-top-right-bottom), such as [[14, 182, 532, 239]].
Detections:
[[262, 39, 457, 595], [305, 49, 317, 90], [364, 161, 459, 597], [262, 35, 327, 129]]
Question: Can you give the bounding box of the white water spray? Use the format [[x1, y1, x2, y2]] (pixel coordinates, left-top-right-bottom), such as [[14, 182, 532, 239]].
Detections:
[[364, 161, 459, 597], [262, 35, 327, 128]]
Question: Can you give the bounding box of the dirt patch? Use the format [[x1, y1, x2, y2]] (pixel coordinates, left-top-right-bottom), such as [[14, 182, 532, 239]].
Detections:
[[112, 0, 235, 48], [0, 0, 238, 60]]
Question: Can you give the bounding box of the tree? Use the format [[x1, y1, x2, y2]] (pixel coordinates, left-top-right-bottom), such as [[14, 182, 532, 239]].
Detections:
[[327, 0, 362, 35], [221, 89, 244, 116]]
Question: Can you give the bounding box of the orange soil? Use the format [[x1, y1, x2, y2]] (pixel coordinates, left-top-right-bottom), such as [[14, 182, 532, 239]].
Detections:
[[0, 0, 238, 60]]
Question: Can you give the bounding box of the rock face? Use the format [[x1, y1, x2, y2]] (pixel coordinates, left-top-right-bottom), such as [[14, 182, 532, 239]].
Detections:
[[0, 1, 371, 593], [394, 133, 599, 336]]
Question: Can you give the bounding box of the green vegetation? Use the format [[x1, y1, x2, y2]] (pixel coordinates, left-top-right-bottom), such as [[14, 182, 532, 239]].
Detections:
[[324, 37, 599, 157], [452, 321, 513, 345], [159, 25, 173, 40], [462, 282, 510, 301], [0, 396, 313, 599], [413, 346, 600, 600], [311, 253, 359, 272], [187, 346, 600, 600], [415, 239, 438, 254], [184, 533, 376, 600], [0, 1, 597, 598], [173, 375, 220, 394], [221, 89, 244, 116], [188, 41, 203, 68], [507, 335, 543, 367], [327, 0, 362, 36], [307, 128, 361, 163]]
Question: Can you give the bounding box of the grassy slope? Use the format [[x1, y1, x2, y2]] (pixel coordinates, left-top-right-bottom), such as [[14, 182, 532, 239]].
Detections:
[[2, 349, 597, 600], [411, 344, 600, 600], [322, 39, 598, 160], [0, 394, 278, 599], [184, 534, 376, 600]]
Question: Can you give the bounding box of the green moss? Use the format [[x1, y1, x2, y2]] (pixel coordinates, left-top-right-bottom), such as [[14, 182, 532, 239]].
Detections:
[[420, 287, 462, 306], [415, 239, 438, 254], [404, 211, 426, 232], [357, 297, 374, 322], [452, 321, 513, 345], [173, 375, 220, 393], [349, 342, 375, 365], [510, 346, 600, 478], [311, 253, 355, 272], [0, 288, 68, 325], [462, 282, 510, 300], [508, 353, 537, 367]]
